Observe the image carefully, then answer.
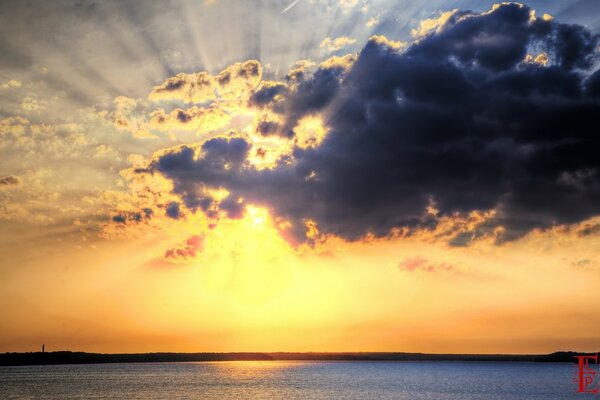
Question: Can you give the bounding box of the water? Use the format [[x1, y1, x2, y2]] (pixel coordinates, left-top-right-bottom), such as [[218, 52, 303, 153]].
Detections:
[[0, 361, 582, 399]]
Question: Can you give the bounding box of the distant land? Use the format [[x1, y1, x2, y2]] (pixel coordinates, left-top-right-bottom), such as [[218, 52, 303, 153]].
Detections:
[[0, 351, 593, 366]]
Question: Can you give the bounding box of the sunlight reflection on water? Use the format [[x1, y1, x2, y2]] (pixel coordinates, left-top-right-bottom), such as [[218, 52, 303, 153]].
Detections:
[[0, 360, 579, 399]]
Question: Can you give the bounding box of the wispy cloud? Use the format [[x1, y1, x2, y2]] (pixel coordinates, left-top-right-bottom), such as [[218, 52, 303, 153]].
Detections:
[[319, 36, 357, 52], [0, 176, 19, 187], [398, 256, 457, 274]]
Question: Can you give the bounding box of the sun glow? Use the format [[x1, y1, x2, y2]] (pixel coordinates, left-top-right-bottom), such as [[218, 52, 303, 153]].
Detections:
[[2, 0, 600, 357]]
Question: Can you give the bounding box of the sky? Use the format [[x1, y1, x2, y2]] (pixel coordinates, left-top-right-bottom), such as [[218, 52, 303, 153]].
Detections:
[[1, 0, 600, 354]]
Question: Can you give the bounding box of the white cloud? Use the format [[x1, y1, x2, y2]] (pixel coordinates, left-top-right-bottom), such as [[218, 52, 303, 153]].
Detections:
[[0, 80, 21, 90], [319, 36, 357, 52]]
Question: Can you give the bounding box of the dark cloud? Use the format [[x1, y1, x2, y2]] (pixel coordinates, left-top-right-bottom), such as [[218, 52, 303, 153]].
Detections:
[[576, 222, 600, 237], [552, 22, 598, 70], [277, 64, 348, 137], [112, 215, 127, 224], [249, 82, 288, 108], [164, 235, 204, 263], [176, 110, 192, 123], [407, 5, 533, 71], [143, 3, 600, 244], [256, 120, 280, 136], [111, 209, 151, 224], [586, 69, 600, 97], [166, 202, 182, 219], [0, 176, 19, 187]]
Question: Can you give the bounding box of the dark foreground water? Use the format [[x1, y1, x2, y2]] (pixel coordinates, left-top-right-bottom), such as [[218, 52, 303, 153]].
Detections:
[[0, 361, 581, 399]]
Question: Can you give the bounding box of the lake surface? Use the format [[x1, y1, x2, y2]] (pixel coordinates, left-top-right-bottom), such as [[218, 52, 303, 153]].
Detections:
[[0, 361, 582, 399]]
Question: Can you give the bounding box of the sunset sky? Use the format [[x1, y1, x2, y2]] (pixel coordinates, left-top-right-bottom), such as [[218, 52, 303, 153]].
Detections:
[[1, 0, 600, 354]]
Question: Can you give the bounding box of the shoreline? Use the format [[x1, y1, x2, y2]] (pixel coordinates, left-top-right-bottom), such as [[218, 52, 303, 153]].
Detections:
[[0, 351, 591, 367]]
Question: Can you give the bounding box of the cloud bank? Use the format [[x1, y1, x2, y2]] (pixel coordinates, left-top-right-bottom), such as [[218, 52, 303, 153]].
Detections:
[[134, 3, 600, 245]]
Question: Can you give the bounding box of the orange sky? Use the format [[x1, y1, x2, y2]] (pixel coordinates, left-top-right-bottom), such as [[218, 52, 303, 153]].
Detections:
[[1, 1, 600, 354], [2, 205, 600, 354]]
